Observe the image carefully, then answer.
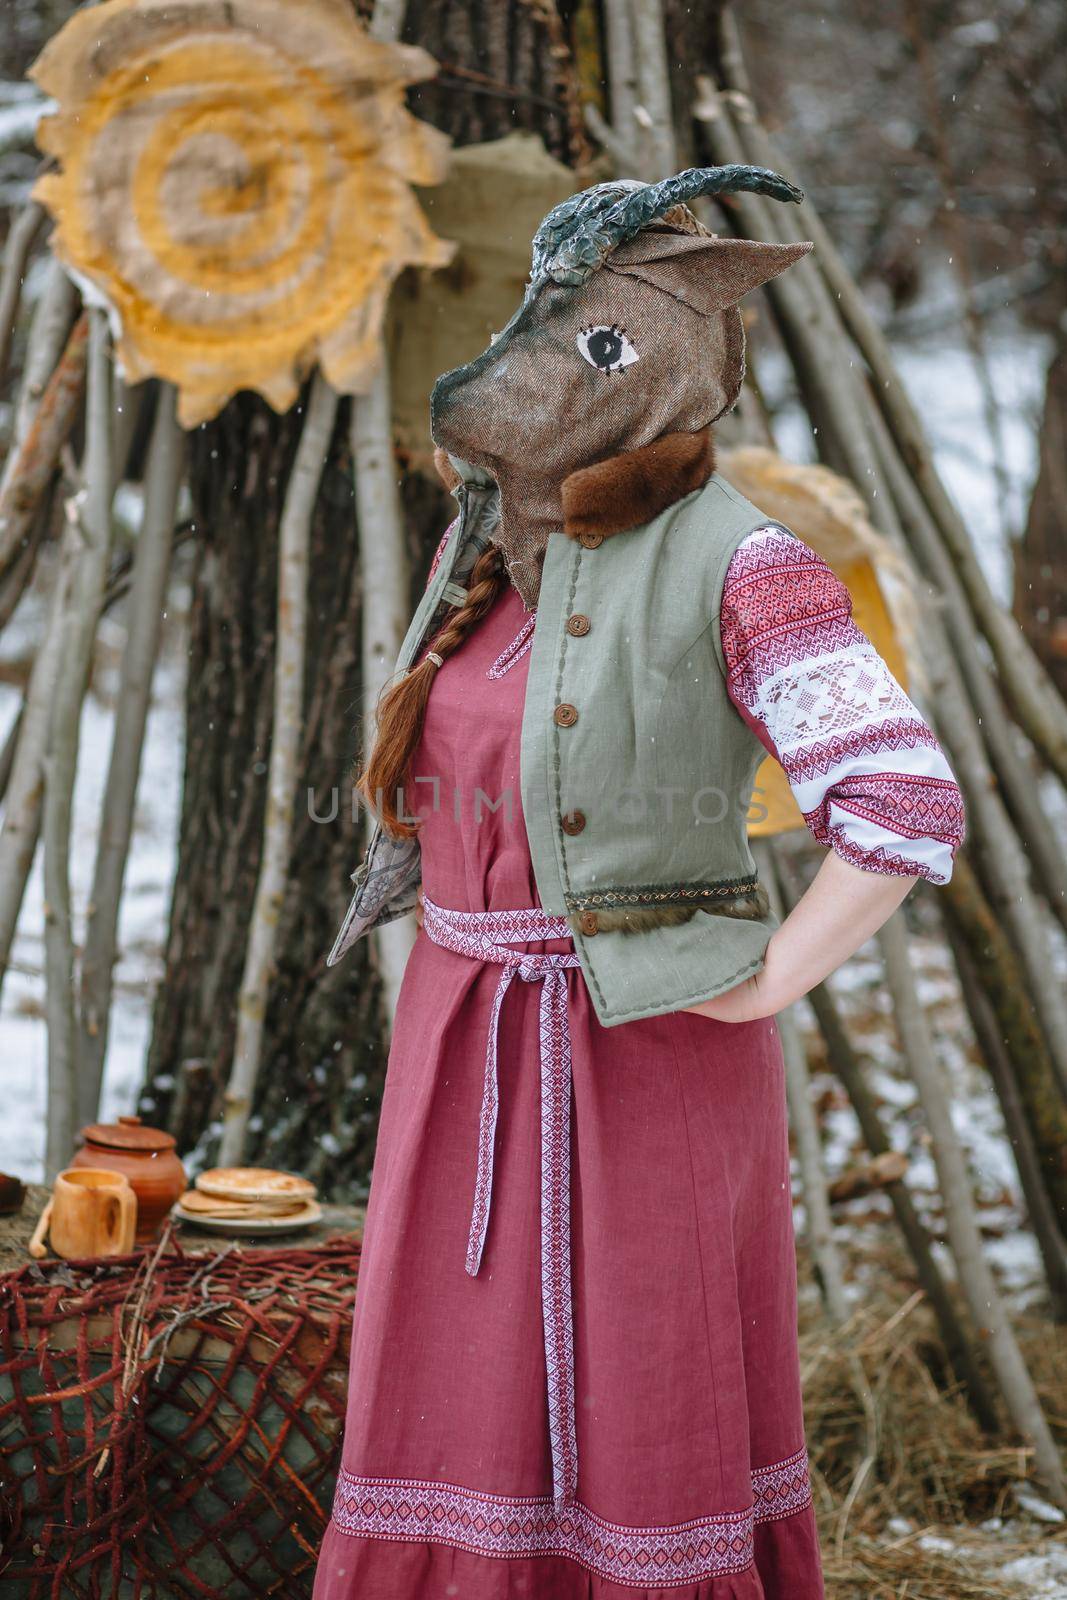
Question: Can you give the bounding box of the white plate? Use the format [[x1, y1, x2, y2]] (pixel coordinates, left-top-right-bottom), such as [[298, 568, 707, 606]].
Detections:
[[171, 1198, 323, 1235]]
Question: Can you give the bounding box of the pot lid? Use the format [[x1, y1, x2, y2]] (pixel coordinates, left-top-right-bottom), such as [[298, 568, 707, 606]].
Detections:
[[80, 1114, 176, 1153]]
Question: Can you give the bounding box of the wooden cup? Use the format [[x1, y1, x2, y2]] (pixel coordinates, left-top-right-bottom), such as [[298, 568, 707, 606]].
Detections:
[[49, 1168, 137, 1259]]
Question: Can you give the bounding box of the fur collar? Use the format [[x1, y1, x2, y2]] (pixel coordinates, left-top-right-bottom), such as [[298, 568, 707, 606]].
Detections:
[[432, 428, 716, 542], [561, 427, 715, 542]]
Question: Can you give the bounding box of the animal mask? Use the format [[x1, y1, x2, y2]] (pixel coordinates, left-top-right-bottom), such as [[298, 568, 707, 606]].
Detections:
[[430, 164, 812, 609]]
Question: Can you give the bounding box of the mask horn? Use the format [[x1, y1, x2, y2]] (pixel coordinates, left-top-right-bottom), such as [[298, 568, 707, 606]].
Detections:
[[542, 164, 803, 285]]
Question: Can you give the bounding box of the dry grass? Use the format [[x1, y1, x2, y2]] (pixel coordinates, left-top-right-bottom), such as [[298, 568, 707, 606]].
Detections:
[[798, 1249, 1067, 1598]]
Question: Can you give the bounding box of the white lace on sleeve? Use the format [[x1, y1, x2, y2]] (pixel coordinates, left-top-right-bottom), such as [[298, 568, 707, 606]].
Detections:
[[722, 526, 965, 884]]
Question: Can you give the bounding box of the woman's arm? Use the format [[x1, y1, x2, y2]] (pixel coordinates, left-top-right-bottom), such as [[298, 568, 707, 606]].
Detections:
[[686, 523, 964, 1022], [685, 850, 915, 1022]]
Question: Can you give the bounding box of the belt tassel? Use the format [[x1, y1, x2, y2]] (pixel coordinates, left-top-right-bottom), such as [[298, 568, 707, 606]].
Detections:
[[421, 895, 581, 1510]]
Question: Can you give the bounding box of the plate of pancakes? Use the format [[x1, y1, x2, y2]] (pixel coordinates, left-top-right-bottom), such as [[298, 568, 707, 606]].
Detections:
[[174, 1168, 321, 1234]]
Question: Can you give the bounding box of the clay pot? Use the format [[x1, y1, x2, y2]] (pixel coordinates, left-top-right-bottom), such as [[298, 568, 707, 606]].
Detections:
[[70, 1115, 186, 1243], [50, 1168, 137, 1259]]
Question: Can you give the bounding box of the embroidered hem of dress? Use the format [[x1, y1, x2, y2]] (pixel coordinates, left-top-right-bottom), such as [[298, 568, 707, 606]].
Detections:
[[329, 1450, 813, 1588]]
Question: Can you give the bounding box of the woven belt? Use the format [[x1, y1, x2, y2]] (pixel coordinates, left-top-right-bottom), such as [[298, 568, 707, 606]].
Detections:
[[420, 894, 582, 1510]]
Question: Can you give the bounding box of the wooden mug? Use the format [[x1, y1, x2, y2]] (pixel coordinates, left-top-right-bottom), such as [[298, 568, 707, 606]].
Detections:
[[49, 1168, 137, 1259]]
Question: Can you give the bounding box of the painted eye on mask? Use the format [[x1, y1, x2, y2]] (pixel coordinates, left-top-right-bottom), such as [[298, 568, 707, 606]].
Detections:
[[576, 324, 639, 373]]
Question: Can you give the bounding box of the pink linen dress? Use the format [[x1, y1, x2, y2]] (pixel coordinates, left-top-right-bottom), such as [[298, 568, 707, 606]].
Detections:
[[313, 574, 824, 1600]]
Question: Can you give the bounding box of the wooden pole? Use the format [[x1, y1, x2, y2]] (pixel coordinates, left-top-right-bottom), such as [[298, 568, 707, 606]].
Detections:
[[771, 852, 1000, 1431], [630, 0, 677, 180], [78, 385, 185, 1126], [346, 0, 420, 1033], [352, 373, 415, 1028], [219, 372, 339, 1166], [0, 523, 76, 998], [603, 0, 641, 172], [755, 840, 848, 1322], [0, 312, 89, 623], [860, 372, 1067, 933], [0, 201, 46, 389], [42, 309, 114, 1179], [950, 929, 1067, 1321], [940, 856, 1067, 1230], [877, 912, 1066, 1505], [4, 259, 78, 479]]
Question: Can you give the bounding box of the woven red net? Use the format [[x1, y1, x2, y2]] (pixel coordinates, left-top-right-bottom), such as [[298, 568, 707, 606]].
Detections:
[[0, 1229, 360, 1599]]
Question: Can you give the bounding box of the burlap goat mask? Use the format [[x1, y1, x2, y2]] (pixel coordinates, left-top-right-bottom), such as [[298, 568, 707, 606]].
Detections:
[[430, 165, 813, 608]]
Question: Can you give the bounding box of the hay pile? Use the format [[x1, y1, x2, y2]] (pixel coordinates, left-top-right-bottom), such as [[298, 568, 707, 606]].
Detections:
[[798, 1251, 1067, 1598]]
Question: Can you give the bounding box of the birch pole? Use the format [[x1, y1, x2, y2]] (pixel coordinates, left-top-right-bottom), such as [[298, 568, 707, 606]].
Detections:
[[950, 931, 1067, 1321], [877, 911, 1066, 1505], [0, 521, 77, 998], [754, 840, 847, 1322], [603, 0, 641, 172], [352, 366, 415, 1027], [0, 311, 89, 622], [630, 0, 677, 180], [219, 372, 338, 1166], [4, 259, 78, 482], [792, 984, 1000, 1429], [42, 309, 113, 1178], [346, 0, 417, 1033], [78, 385, 184, 1126], [0, 201, 46, 387], [0, 371, 145, 1012]]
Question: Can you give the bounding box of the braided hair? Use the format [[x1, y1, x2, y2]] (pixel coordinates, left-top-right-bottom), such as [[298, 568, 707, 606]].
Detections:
[[359, 542, 508, 837]]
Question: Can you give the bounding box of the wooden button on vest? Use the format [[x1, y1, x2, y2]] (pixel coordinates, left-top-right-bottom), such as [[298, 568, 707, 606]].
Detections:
[[566, 613, 591, 636], [554, 703, 579, 727], [578, 910, 599, 936], [561, 809, 586, 836], [579, 531, 604, 549]]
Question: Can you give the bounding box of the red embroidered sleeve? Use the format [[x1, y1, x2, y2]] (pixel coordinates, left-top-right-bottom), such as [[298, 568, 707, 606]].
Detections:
[[721, 526, 965, 884]]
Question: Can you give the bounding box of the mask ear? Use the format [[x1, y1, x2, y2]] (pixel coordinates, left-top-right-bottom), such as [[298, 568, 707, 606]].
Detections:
[[603, 233, 812, 317]]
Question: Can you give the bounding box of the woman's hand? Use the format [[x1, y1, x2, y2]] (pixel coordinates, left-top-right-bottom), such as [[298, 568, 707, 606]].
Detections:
[[685, 850, 918, 1022], [414, 886, 425, 928]]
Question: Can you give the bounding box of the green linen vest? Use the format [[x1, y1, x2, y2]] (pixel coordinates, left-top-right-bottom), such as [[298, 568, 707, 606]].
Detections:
[[327, 467, 778, 1027]]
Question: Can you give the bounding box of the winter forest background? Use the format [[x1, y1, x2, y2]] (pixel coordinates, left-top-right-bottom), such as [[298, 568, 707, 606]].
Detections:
[[1, 0, 1066, 1591]]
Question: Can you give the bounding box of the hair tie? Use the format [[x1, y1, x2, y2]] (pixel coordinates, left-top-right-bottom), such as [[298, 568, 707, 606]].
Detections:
[[426, 651, 444, 668]]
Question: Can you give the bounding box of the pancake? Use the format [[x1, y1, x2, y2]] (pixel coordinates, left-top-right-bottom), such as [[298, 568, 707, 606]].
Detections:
[[178, 1189, 308, 1218], [194, 1167, 316, 1204]]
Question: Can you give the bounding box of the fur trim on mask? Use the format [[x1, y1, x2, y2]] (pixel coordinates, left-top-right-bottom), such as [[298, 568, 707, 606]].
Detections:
[[560, 428, 716, 543], [433, 446, 464, 493]]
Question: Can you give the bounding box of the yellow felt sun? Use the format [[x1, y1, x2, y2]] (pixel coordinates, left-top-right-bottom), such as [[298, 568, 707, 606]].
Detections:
[[31, 0, 454, 426]]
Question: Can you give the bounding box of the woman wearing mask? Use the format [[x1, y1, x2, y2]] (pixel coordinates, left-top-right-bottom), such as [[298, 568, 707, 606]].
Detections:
[[313, 165, 963, 1600]]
